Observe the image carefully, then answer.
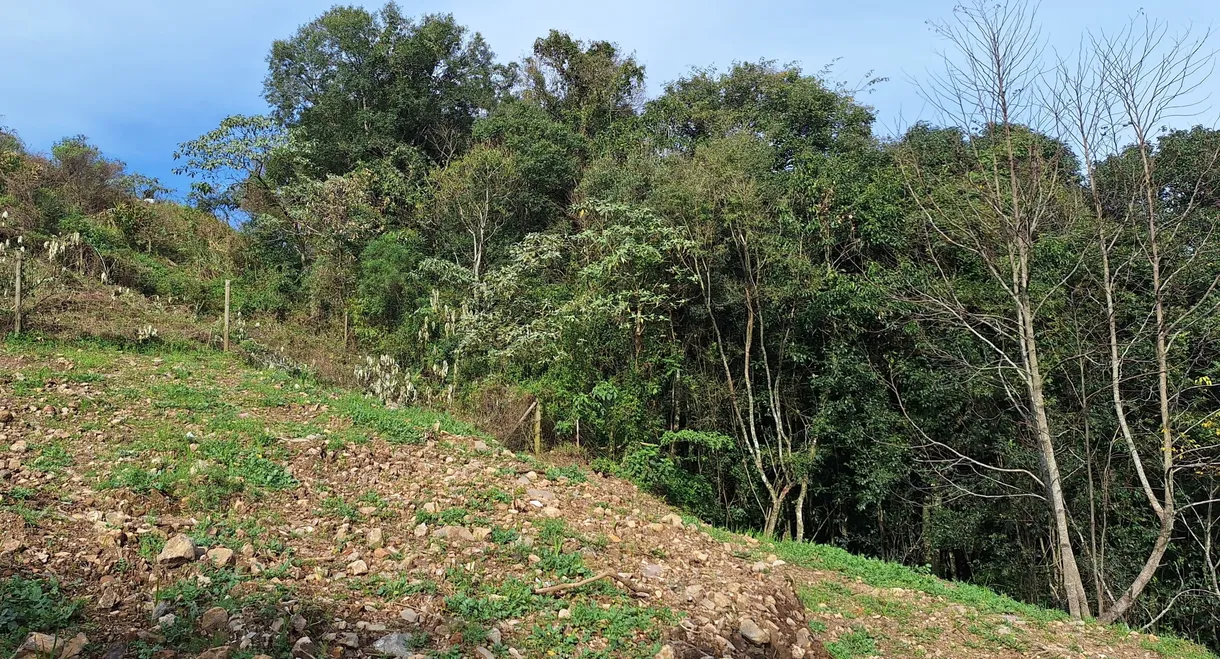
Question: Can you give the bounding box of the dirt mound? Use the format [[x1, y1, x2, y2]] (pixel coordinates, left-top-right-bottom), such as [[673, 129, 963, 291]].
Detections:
[[0, 344, 823, 658]]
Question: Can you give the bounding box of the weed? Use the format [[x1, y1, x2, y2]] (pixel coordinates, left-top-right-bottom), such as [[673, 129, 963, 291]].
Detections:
[[0, 575, 83, 656], [825, 626, 879, 659]]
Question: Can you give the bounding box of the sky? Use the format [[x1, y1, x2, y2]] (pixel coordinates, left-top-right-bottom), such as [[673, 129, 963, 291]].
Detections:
[[3, 0, 1219, 198]]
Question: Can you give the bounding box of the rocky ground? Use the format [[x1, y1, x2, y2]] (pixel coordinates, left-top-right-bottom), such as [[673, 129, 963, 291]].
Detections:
[[0, 319, 1214, 659], [0, 339, 825, 659]]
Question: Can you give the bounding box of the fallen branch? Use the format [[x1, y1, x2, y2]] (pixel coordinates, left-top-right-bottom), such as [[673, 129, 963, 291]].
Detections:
[[534, 571, 613, 595]]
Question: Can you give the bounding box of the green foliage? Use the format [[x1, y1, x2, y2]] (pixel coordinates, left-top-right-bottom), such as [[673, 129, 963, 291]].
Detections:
[[0, 575, 83, 656], [825, 626, 879, 659]]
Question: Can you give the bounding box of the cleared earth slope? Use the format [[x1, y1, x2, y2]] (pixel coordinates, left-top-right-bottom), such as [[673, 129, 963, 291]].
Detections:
[[0, 310, 1215, 659]]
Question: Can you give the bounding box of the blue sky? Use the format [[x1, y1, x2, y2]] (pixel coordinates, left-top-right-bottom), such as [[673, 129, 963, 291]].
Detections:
[[3, 0, 1218, 197]]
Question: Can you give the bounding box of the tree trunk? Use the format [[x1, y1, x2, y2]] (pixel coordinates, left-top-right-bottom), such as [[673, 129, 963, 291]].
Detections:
[[762, 483, 793, 539], [794, 477, 809, 542], [1021, 289, 1090, 618], [1099, 513, 1174, 623]]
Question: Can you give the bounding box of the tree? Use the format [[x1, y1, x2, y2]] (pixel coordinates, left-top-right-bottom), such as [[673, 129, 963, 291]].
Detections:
[[899, 0, 1092, 617], [521, 30, 645, 139], [264, 3, 509, 172], [173, 114, 287, 217], [429, 144, 522, 280]]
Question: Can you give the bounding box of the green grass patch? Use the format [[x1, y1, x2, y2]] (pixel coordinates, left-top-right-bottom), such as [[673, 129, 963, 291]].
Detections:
[[825, 626, 879, 659], [0, 575, 83, 656], [772, 540, 1066, 623]]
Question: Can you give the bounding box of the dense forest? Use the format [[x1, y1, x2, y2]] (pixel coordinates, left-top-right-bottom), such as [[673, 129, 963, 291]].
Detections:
[[4, 0, 1220, 648]]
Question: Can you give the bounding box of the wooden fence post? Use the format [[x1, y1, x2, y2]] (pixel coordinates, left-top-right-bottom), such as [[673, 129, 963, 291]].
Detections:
[[13, 250, 22, 336], [223, 279, 231, 352], [533, 398, 542, 457]]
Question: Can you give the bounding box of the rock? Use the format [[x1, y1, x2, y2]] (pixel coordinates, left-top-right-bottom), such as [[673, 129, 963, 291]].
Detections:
[[996, 625, 1012, 635], [654, 645, 675, 659], [413, 523, 427, 537], [206, 547, 235, 567], [542, 506, 562, 518], [200, 606, 229, 634], [13, 633, 57, 658], [197, 647, 232, 659], [660, 513, 684, 527], [486, 627, 501, 646], [372, 633, 415, 657], [98, 588, 120, 609], [8, 440, 27, 453], [526, 488, 555, 502], [12, 632, 88, 659], [367, 527, 384, 549], [60, 634, 88, 659], [291, 637, 316, 658], [347, 559, 369, 576], [473, 440, 489, 451], [291, 614, 307, 632], [399, 608, 418, 623], [739, 618, 770, 645], [557, 608, 572, 620], [337, 633, 360, 648], [157, 534, 196, 567], [641, 563, 665, 579], [474, 648, 494, 659], [158, 613, 177, 628], [0, 409, 13, 423]]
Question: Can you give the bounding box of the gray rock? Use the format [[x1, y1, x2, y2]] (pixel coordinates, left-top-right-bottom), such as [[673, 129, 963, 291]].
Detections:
[[738, 618, 770, 645], [291, 636, 316, 659], [372, 632, 415, 657]]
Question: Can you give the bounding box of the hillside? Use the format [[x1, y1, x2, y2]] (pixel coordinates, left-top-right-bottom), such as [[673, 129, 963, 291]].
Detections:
[[1, 291, 1215, 659]]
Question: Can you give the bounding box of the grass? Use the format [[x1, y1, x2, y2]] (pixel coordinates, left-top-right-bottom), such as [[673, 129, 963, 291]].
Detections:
[[825, 626, 880, 659], [0, 575, 84, 656], [771, 540, 1068, 623]]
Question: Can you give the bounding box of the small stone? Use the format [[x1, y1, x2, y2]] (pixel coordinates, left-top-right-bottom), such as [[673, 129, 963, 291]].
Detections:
[[8, 440, 27, 453], [291, 637, 316, 658], [414, 523, 427, 537], [337, 633, 359, 648], [372, 633, 415, 657], [660, 513, 684, 527], [367, 528, 384, 549], [642, 563, 665, 579], [738, 618, 770, 645], [157, 534, 196, 567], [200, 606, 229, 634], [486, 627, 501, 645], [61, 634, 89, 659], [0, 410, 13, 423], [98, 589, 120, 609], [654, 645, 675, 659], [292, 615, 307, 632], [526, 488, 555, 502], [197, 647, 232, 659], [158, 613, 177, 628], [542, 506, 562, 518], [557, 608, 572, 619], [399, 608, 418, 623], [473, 440, 489, 451], [475, 648, 494, 659], [206, 547, 235, 567], [348, 559, 369, 576]]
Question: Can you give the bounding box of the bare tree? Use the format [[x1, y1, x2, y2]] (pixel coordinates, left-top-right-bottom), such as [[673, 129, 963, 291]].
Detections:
[[1050, 15, 1220, 624], [902, 0, 1092, 617]]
